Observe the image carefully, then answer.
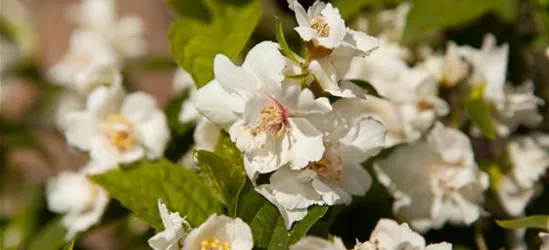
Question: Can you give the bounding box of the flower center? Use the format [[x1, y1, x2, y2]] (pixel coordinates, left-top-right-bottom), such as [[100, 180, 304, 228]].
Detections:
[[311, 17, 330, 37], [307, 148, 342, 181], [100, 113, 139, 152], [200, 237, 230, 250], [248, 98, 289, 137]]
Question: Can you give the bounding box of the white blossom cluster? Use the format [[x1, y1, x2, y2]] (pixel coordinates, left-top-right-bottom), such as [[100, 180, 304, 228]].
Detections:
[[42, 0, 170, 240], [26, 0, 548, 248]]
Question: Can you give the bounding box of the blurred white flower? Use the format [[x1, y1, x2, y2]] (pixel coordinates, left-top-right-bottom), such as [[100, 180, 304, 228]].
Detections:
[[254, 99, 386, 228], [287, 0, 379, 97], [54, 90, 86, 131], [46, 162, 109, 240], [47, 31, 119, 89], [540, 232, 549, 250], [290, 236, 347, 250], [173, 68, 195, 94], [172, 68, 200, 124], [495, 133, 549, 216], [63, 75, 170, 167], [376, 2, 411, 42], [148, 200, 191, 250], [359, 218, 452, 250], [181, 117, 222, 168], [70, 0, 147, 59], [420, 42, 470, 88], [196, 41, 331, 174], [182, 214, 253, 250], [375, 122, 488, 232], [346, 45, 449, 145]]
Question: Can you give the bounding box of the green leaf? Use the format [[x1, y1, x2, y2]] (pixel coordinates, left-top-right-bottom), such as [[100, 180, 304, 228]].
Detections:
[[62, 237, 76, 250], [493, 0, 519, 23], [466, 83, 496, 139], [89, 159, 224, 230], [496, 215, 549, 230], [402, 0, 500, 43], [165, 0, 211, 21], [347, 79, 383, 98], [276, 16, 298, 63], [169, 0, 262, 88], [214, 131, 243, 168], [26, 218, 66, 250], [194, 150, 247, 214], [236, 182, 328, 249], [332, 0, 402, 20]]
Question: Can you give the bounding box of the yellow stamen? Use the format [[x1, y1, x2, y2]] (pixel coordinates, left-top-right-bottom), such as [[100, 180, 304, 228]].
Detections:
[[101, 113, 138, 152], [248, 105, 287, 137], [311, 17, 330, 37], [307, 150, 342, 181], [200, 237, 231, 250]]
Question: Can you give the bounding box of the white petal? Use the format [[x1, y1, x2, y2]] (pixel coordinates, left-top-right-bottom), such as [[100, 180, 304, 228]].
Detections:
[[340, 162, 372, 196], [255, 184, 309, 229], [290, 236, 347, 250], [288, 118, 325, 169], [61, 186, 109, 241], [195, 80, 242, 130], [148, 225, 184, 250], [338, 116, 386, 163], [137, 110, 170, 160], [214, 54, 259, 97], [85, 75, 126, 119], [264, 167, 322, 210], [369, 218, 426, 249], [243, 41, 285, 83], [294, 26, 318, 42], [120, 92, 159, 124], [287, 0, 310, 27], [224, 217, 254, 250], [425, 242, 453, 250], [63, 111, 97, 150]]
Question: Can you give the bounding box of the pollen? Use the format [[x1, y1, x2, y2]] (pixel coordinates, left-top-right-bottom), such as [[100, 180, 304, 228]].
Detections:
[[247, 99, 289, 137], [100, 113, 139, 152], [307, 150, 342, 181], [311, 17, 330, 37], [200, 237, 230, 250]]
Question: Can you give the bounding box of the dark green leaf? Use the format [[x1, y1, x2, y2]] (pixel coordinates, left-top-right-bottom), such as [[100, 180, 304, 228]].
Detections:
[[165, 0, 211, 21], [169, 0, 262, 88], [347, 79, 383, 98], [195, 150, 246, 215], [276, 16, 298, 63], [332, 0, 402, 20], [496, 215, 549, 230], [236, 182, 328, 249], [466, 83, 496, 140], [402, 0, 500, 43], [26, 218, 66, 250], [89, 159, 224, 230], [493, 0, 519, 23], [163, 91, 195, 162]]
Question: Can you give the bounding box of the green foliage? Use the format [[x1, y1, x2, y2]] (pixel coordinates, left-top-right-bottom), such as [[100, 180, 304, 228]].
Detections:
[[236, 182, 329, 250], [26, 218, 66, 250], [402, 0, 501, 43], [496, 215, 549, 230], [276, 16, 298, 63], [169, 0, 262, 88], [347, 79, 383, 98], [332, 0, 402, 20], [89, 159, 224, 230], [62, 237, 76, 250], [194, 150, 247, 214], [466, 83, 496, 140], [163, 90, 195, 162]]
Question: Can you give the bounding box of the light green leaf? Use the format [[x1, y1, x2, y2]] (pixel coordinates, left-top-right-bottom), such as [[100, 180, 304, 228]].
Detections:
[[165, 0, 210, 21], [214, 131, 243, 168], [276, 16, 298, 63], [347, 79, 383, 98], [62, 237, 76, 250], [332, 0, 402, 20], [26, 218, 66, 250], [236, 182, 328, 249], [194, 150, 247, 214], [496, 215, 549, 230], [402, 0, 500, 43], [169, 0, 262, 88], [466, 83, 496, 140], [89, 159, 224, 230]]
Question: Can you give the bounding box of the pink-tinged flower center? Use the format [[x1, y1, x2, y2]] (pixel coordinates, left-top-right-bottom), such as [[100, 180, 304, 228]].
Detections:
[[311, 17, 330, 37], [249, 96, 289, 137], [100, 113, 139, 152], [307, 146, 343, 181]]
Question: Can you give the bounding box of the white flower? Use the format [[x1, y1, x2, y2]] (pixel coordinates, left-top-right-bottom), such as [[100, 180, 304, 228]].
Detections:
[[290, 236, 347, 250], [254, 99, 386, 228], [374, 122, 488, 232], [54, 90, 86, 131], [46, 162, 110, 240], [173, 68, 196, 94], [69, 0, 147, 59], [360, 218, 452, 250], [47, 31, 119, 89], [196, 41, 331, 174], [148, 200, 191, 250], [181, 117, 222, 168], [172, 68, 200, 124], [287, 0, 379, 97], [420, 42, 470, 88], [376, 2, 411, 42], [63, 75, 170, 167], [495, 133, 549, 216], [345, 45, 449, 145], [540, 232, 549, 250], [182, 214, 253, 250]]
